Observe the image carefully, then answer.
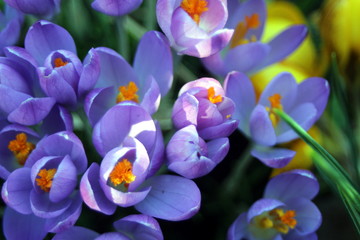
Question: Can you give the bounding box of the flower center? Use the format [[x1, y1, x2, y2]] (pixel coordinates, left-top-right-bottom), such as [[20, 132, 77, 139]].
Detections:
[[230, 13, 261, 48], [36, 168, 57, 192], [254, 208, 297, 234], [266, 93, 283, 127], [7, 133, 35, 165], [181, 0, 209, 24], [54, 57, 68, 68], [207, 87, 222, 104], [116, 81, 140, 104], [109, 159, 136, 188]]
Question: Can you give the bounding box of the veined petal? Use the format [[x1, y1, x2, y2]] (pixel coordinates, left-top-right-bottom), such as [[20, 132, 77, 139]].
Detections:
[[251, 146, 295, 168], [172, 92, 199, 129], [249, 105, 276, 146]]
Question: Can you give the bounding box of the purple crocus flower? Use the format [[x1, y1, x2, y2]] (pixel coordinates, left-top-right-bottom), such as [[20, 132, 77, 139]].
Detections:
[[85, 30, 173, 126], [4, 0, 61, 17], [156, 0, 233, 57], [172, 77, 238, 140], [1, 131, 87, 234], [166, 125, 229, 179], [202, 0, 307, 76], [92, 0, 143, 16], [81, 103, 201, 221], [3, 20, 100, 109], [53, 214, 163, 240], [224, 71, 330, 168], [0, 4, 23, 55], [228, 170, 322, 240]]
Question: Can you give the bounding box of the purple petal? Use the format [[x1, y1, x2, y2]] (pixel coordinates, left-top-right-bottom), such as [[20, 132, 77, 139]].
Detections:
[[172, 92, 199, 129], [222, 42, 270, 74], [8, 97, 56, 126], [53, 226, 100, 240], [91, 0, 143, 16], [3, 207, 47, 240], [156, 0, 176, 44], [179, 77, 224, 95], [249, 105, 276, 146], [227, 213, 248, 240], [247, 198, 285, 222], [95, 232, 130, 240], [199, 0, 227, 33], [133, 31, 173, 96], [1, 167, 32, 214], [296, 77, 330, 120], [224, 71, 256, 135], [207, 137, 230, 164], [264, 170, 319, 202], [139, 75, 161, 115], [200, 51, 227, 76], [198, 119, 238, 140], [30, 189, 71, 218], [40, 105, 74, 135], [0, 165, 10, 180], [179, 29, 234, 58], [287, 232, 318, 240], [80, 163, 116, 215], [114, 214, 163, 240], [135, 175, 201, 221], [25, 20, 76, 65], [4, 0, 58, 16], [0, 61, 31, 94], [196, 98, 223, 129], [254, 25, 308, 71], [0, 84, 31, 114], [147, 121, 165, 178], [251, 146, 296, 168]]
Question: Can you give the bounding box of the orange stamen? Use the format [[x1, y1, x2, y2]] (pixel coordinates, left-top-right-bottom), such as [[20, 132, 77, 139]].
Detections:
[[8, 133, 35, 165], [281, 210, 297, 229], [54, 57, 68, 68], [109, 159, 136, 187], [207, 87, 222, 104], [268, 93, 283, 109], [36, 168, 57, 192], [245, 13, 260, 29], [116, 81, 140, 103], [181, 0, 209, 24], [230, 13, 261, 48]]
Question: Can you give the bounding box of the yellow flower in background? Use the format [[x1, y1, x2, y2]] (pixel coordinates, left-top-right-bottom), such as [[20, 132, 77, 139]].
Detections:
[[251, 1, 327, 95], [270, 127, 321, 178], [320, 0, 360, 67]]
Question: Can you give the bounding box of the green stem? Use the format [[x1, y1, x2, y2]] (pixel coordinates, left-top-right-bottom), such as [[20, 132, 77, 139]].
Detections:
[[145, 0, 156, 30]]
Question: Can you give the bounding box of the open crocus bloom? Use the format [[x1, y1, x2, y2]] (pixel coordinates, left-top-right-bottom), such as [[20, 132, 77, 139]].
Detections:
[[156, 0, 233, 57], [202, 0, 307, 76], [228, 170, 322, 240], [224, 71, 329, 168], [92, 0, 143, 16]]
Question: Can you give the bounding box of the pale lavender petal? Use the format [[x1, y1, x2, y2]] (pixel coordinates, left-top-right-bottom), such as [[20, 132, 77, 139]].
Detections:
[[133, 31, 173, 96], [147, 121, 165, 178], [25, 20, 76, 65], [264, 170, 319, 201], [30, 189, 71, 218], [247, 198, 285, 222], [1, 167, 32, 214], [3, 207, 47, 240], [224, 71, 256, 135], [135, 175, 201, 221], [156, 0, 177, 44], [251, 146, 296, 168], [172, 92, 199, 129], [196, 98, 223, 129], [249, 105, 276, 146], [168, 156, 216, 179], [114, 214, 163, 240], [91, 0, 143, 16], [140, 75, 161, 115], [179, 77, 224, 96], [8, 97, 56, 126], [80, 163, 116, 215], [199, 0, 227, 33], [53, 226, 100, 240], [198, 119, 238, 140], [207, 137, 229, 164]]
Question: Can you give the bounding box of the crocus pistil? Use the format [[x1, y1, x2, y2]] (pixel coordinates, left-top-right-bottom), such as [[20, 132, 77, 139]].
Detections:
[[207, 87, 223, 104], [109, 158, 136, 189], [266, 93, 283, 127], [7, 133, 35, 165], [253, 208, 297, 235], [36, 168, 57, 192], [53, 57, 68, 68], [181, 0, 209, 24], [116, 81, 140, 104], [230, 13, 261, 48]]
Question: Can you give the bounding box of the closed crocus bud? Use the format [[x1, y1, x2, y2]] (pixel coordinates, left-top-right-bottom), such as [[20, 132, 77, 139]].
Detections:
[[156, 0, 233, 57], [0, 5, 23, 55], [4, 0, 61, 17], [92, 0, 143, 16]]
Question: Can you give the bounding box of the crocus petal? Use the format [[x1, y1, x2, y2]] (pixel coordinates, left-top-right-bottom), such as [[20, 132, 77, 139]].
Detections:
[[4, 0, 58, 16], [198, 119, 238, 140], [25, 20, 76, 65], [30, 189, 71, 218], [0, 84, 31, 115], [224, 71, 256, 135], [114, 214, 163, 240], [95, 232, 130, 240], [247, 198, 285, 222], [199, 0, 227, 33], [258, 72, 298, 112], [8, 97, 56, 126], [0, 61, 31, 94], [264, 170, 319, 202], [249, 105, 276, 146], [91, 0, 143, 16], [254, 25, 308, 71], [287, 198, 322, 235], [196, 98, 224, 129], [80, 163, 116, 215], [156, 0, 176, 44], [3, 207, 47, 240], [207, 137, 230, 164], [251, 146, 296, 168], [287, 232, 318, 240], [227, 213, 248, 240], [179, 29, 234, 58], [78, 48, 101, 100], [3, 46, 38, 68], [222, 42, 270, 74], [0, 165, 10, 180], [200, 51, 227, 76], [147, 121, 165, 178], [179, 77, 224, 96], [1, 167, 32, 214], [133, 31, 173, 96], [40, 105, 74, 135], [45, 192, 83, 233], [139, 75, 161, 115], [53, 226, 100, 240], [296, 77, 330, 120], [172, 92, 199, 129], [135, 175, 201, 221]]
